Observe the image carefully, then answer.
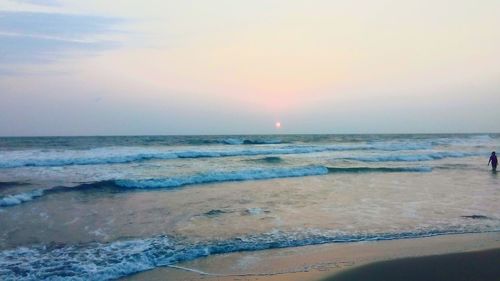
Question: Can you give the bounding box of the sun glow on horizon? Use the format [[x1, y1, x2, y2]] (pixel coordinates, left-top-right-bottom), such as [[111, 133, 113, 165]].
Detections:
[[1, 1, 500, 135]]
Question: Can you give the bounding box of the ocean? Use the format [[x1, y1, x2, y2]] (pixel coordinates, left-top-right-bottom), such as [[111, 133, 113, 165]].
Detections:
[[0, 134, 499, 280]]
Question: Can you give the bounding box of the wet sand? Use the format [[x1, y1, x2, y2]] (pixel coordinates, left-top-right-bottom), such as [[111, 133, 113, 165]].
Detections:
[[323, 248, 500, 281], [122, 232, 500, 281]]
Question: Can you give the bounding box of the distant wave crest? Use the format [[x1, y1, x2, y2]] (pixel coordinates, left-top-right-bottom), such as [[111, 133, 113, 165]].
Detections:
[[341, 151, 481, 162], [0, 143, 438, 169]]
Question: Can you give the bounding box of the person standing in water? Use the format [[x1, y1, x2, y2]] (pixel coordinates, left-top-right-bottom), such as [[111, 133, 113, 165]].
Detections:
[[488, 152, 498, 171]]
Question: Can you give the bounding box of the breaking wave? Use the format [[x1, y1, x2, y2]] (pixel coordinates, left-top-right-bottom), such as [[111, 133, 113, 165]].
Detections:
[[0, 227, 497, 281], [115, 165, 432, 189], [0, 165, 433, 207], [114, 166, 329, 189], [0, 189, 44, 207]]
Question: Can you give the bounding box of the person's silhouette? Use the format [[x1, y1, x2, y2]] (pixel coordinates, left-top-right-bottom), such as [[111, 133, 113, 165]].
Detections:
[[488, 152, 498, 171]]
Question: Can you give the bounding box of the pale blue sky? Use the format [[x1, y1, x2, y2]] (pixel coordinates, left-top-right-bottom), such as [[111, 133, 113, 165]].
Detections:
[[0, 0, 499, 136]]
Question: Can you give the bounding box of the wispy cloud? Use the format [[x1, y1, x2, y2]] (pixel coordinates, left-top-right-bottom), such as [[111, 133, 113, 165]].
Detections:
[[0, 11, 121, 38], [13, 0, 61, 7], [0, 31, 101, 44], [0, 11, 123, 65]]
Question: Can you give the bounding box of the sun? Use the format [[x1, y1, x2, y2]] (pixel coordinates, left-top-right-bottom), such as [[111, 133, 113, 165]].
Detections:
[[275, 121, 281, 129]]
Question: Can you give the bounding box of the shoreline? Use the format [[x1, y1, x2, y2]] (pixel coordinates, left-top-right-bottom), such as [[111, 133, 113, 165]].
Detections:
[[123, 231, 500, 281]]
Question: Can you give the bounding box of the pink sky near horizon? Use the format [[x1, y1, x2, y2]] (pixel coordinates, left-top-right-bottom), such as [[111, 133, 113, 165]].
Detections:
[[0, 0, 499, 135]]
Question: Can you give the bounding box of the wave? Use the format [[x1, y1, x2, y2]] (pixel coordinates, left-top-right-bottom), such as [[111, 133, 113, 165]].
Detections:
[[0, 143, 437, 169], [2, 166, 327, 206], [0, 189, 44, 207], [341, 151, 481, 163], [432, 134, 496, 147], [0, 165, 433, 207], [0, 227, 496, 281], [0, 153, 175, 169], [116, 165, 432, 189], [114, 166, 329, 189]]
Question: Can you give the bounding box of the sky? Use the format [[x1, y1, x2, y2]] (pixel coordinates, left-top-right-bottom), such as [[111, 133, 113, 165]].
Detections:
[[0, 0, 499, 136]]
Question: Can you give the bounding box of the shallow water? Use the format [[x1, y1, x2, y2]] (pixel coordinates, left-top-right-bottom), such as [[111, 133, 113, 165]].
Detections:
[[0, 134, 499, 280]]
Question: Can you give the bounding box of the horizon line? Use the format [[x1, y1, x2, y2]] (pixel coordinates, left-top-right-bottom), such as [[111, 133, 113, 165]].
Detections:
[[0, 132, 499, 138]]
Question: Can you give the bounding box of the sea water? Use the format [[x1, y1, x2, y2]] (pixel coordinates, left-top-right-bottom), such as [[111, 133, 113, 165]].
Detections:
[[0, 134, 499, 280]]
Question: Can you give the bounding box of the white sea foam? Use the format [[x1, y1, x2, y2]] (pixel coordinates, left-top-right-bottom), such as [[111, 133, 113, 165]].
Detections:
[[0, 189, 44, 207], [222, 138, 245, 145], [246, 208, 264, 215]]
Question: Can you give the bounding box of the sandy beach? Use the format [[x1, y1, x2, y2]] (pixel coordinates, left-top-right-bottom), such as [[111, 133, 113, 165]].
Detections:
[[324, 248, 500, 281], [123, 232, 500, 281]]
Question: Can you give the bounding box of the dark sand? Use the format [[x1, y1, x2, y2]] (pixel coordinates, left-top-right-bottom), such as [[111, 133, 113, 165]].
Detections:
[[323, 248, 500, 281]]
